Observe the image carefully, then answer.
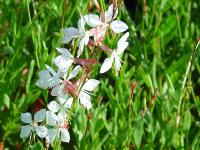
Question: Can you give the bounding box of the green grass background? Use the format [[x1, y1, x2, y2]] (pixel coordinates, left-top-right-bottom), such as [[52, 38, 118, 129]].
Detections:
[[0, 0, 200, 149]]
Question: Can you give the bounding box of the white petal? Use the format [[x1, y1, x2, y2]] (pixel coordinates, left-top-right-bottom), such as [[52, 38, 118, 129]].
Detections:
[[36, 70, 52, 89], [78, 15, 85, 32], [60, 128, 70, 143], [47, 101, 60, 113], [46, 111, 58, 126], [38, 70, 51, 79], [100, 57, 113, 73], [114, 55, 122, 73], [21, 113, 32, 124], [20, 125, 33, 138], [57, 113, 65, 127], [53, 55, 74, 73], [35, 126, 48, 138], [84, 14, 103, 27], [105, 4, 118, 22], [57, 95, 68, 105], [68, 65, 82, 80], [64, 97, 73, 109], [36, 79, 49, 89], [110, 20, 128, 33], [84, 31, 90, 45], [117, 32, 129, 54], [82, 79, 100, 91], [47, 128, 58, 143], [51, 84, 65, 97], [34, 109, 46, 122], [45, 64, 57, 76], [55, 48, 73, 57], [77, 38, 85, 57], [79, 91, 92, 109], [118, 32, 129, 45], [62, 27, 78, 44], [47, 76, 61, 88]]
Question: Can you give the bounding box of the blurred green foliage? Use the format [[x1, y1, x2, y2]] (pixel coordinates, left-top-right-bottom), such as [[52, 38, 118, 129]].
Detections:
[[0, 0, 200, 149]]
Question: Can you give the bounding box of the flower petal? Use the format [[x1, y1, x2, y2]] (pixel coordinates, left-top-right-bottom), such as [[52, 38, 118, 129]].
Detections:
[[20, 125, 33, 138], [110, 20, 128, 33], [78, 15, 86, 32], [100, 57, 113, 73], [84, 14, 103, 27], [60, 128, 70, 143], [64, 97, 73, 109], [36, 70, 52, 89], [51, 84, 65, 97], [47, 101, 60, 113], [114, 54, 122, 73], [35, 126, 48, 138], [117, 32, 129, 54], [82, 79, 100, 91], [79, 91, 92, 109], [45, 64, 57, 76], [77, 38, 85, 57], [34, 109, 46, 122], [38, 70, 51, 78], [46, 111, 58, 126], [21, 113, 32, 124], [62, 27, 78, 44], [57, 95, 68, 105], [57, 113, 65, 126], [47, 128, 58, 143], [54, 55, 74, 73], [68, 65, 82, 80], [47, 76, 61, 88], [55, 47, 73, 57], [105, 4, 118, 22]]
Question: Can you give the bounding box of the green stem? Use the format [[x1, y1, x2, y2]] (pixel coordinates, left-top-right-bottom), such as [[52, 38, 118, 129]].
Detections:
[[176, 40, 200, 127]]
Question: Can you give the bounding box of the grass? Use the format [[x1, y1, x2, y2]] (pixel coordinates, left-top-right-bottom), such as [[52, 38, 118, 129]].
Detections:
[[0, 0, 200, 149]]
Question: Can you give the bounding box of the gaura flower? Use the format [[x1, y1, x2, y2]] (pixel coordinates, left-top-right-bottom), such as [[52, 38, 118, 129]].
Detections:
[[36, 64, 81, 97], [100, 32, 129, 74], [46, 112, 70, 143], [54, 48, 74, 73], [36, 64, 61, 90], [20, 109, 47, 139], [78, 79, 100, 109], [84, 4, 128, 43], [47, 95, 73, 117], [62, 15, 90, 57], [50, 65, 81, 97]]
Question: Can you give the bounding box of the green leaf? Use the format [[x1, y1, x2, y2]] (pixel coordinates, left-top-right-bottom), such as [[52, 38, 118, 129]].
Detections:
[[3, 93, 10, 109], [133, 118, 144, 148], [183, 110, 191, 131], [94, 118, 105, 133]]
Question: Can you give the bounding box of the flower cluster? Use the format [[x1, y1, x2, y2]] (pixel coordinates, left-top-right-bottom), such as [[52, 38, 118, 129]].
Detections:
[[20, 4, 129, 147]]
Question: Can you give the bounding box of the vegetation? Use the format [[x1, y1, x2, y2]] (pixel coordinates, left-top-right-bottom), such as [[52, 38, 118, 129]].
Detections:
[[0, 0, 199, 149]]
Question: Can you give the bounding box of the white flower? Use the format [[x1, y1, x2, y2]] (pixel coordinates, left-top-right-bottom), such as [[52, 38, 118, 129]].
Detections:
[[46, 112, 70, 143], [47, 96, 73, 117], [62, 27, 79, 44], [100, 32, 129, 74], [62, 15, 90, 57], [36, 64, 81, 97], [84, 4, 128, 36], [36, 64, 61, 89], [78, 79, 100, 109], [76, 15, 90, 57], [54, 48, 74, 73], [20, 109, 47, 139], [50, 65, 81, 97], [83, 14, 103, 28]]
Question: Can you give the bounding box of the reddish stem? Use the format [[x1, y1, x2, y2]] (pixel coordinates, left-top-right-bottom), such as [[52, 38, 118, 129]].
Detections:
[[89, 39, 112, 54], [75, 58, 99, 65]]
